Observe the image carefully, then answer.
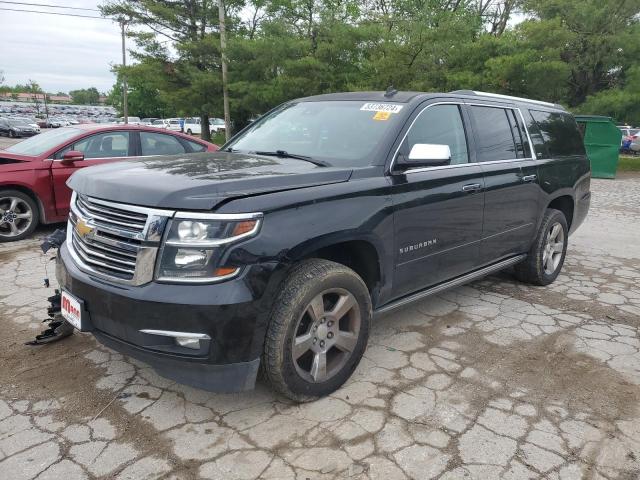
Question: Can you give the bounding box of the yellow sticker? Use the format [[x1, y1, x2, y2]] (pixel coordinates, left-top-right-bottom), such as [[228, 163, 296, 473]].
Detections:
[[373, 111, 391, 121]]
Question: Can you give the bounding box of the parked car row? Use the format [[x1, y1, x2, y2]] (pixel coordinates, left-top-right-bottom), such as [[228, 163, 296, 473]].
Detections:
[[618, 124, 640, 154], [116, 116, 227, 136], [0, 117, 40, 137]]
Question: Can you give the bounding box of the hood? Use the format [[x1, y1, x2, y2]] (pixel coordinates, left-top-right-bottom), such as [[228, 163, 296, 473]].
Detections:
[[67, 151, 353, 210]]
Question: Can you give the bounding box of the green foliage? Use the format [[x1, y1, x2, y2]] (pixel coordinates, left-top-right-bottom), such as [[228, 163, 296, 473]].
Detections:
[[105, 0, 640, 128], [69, 87, 100, 105]]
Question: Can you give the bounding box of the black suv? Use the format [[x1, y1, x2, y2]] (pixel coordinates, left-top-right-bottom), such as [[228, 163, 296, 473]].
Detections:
[[56, 91, 590, 401]]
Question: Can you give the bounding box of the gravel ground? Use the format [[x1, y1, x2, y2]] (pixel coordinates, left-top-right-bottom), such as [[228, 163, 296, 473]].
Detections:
[[1, 139, 639, 479]]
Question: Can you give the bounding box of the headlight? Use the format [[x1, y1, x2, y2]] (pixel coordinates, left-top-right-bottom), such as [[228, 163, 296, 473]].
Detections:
[[155, 212, 262, 283]]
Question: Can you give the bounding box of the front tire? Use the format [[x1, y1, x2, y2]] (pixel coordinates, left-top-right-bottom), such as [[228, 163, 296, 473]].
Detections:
[[515, 208, 568, 286], [263, 259, 372, 402], [186, 129, 192, 135], [0, 190, 39, 242], [8, 130, 15, 138]]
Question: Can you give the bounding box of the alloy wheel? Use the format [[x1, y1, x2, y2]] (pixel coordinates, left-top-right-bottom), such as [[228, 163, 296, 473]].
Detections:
[[291, 288, 361, 383], [542, 222, 565, 275], [0, 196, 34, 239]]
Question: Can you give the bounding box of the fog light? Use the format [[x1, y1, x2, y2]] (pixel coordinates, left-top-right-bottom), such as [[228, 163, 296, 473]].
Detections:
[[140, 329, 211, 351], [175, 337, 201, 349]]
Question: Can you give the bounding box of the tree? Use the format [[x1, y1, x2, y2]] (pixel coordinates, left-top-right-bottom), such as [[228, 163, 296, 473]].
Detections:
[[70, 87, 100, 105], [101, 0, 239, 141]]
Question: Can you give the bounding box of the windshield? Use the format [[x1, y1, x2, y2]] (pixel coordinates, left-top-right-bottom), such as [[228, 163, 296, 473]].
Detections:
[[212, 118, 225, 125], [8, 119, 28, 127], [5, 127, 80, 156], [225, 101, 405, 167]]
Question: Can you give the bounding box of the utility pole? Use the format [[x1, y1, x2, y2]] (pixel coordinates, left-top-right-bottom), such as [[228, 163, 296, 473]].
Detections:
[[120, 18, 128, 124], [218, 0, 230, 141]]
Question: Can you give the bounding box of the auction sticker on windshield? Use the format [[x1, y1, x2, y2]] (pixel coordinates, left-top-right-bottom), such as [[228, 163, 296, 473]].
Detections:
[[61, 290, 83, 330], [360, 103, 404, 114]]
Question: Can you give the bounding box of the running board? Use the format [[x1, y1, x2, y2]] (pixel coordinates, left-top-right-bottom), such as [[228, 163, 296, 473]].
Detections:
[[375, 255, 526, 315]]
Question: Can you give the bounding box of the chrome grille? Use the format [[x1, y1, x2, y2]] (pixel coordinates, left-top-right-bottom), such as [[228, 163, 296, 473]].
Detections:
[[76, 195, 148, 233], [67, 193, 174, 285]]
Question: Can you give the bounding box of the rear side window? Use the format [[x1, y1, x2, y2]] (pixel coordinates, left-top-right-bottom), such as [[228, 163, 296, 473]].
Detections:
[[186, 139, 208, 152], [140, 132, 187, 156], [469, 106, 517, 161], [529, 110, 585, 157]]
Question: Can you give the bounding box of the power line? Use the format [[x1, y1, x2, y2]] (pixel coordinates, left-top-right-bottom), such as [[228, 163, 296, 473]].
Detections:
[[0, 6, 107, 19], [0, 1, 100, 11]]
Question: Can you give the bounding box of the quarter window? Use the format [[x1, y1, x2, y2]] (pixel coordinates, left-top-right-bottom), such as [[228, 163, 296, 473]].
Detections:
[[529, 110, 586, 157], [469, 106, 518, 162], [404, 104, 469, 165], [140, 132, 187, 156]]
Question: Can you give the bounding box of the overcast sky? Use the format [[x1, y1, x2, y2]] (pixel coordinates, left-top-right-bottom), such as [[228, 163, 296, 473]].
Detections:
[[0, 0, 122, 94]]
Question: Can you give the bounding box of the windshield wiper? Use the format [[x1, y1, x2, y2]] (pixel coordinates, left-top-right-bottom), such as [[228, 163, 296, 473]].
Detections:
[[253, 150, 330, 167]]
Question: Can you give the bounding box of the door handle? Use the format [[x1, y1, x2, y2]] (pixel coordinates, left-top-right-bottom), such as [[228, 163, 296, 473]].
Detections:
[[462, 183, 482, 193], [522, 174, 537, 182]]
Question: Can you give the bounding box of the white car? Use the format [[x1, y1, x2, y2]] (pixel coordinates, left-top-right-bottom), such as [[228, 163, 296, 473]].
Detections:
[[163, 118, 182, 132], [151, 119, 170, 129], [117, 116, 142, 125], [184, 117, 226, 135]]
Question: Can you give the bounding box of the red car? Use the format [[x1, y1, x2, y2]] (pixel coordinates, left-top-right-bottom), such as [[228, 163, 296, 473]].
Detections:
[[0, 124, 218, 241]]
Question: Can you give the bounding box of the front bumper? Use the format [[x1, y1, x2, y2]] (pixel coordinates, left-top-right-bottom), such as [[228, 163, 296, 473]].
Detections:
[[56, 243, 280, 392]]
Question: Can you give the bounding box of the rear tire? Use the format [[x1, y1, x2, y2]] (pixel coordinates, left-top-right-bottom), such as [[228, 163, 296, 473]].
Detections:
[[263, 259, 372, 402], [0, 190, 39, 242], [8, 130, 15, 138], [186, 129, 192, 135], [514, 208, 568, 286]]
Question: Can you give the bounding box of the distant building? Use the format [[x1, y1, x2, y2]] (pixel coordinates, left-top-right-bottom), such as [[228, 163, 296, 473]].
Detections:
[[48, 94, 72, 104], [0, 92, 72, 104]]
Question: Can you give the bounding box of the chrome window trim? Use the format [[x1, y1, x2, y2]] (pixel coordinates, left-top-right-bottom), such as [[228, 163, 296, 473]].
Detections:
[[389, 101, 467, 175], [390, 101, 539, 175]]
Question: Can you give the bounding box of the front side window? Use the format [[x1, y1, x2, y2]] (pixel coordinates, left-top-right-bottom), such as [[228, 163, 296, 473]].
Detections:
[[140, 132, 186, 156], [469, 106, 518, 161], [403, 104, 469, 165], [225, 100, 406, 167], [60, 131, 130, 159]]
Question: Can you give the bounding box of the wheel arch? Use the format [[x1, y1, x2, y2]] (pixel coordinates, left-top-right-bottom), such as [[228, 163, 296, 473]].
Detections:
[[546, 194, 575, 231], [287, 235, 385, 304]]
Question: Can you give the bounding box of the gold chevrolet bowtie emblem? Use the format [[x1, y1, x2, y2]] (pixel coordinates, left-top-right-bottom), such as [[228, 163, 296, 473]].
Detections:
[[75, 219, 94, 238]]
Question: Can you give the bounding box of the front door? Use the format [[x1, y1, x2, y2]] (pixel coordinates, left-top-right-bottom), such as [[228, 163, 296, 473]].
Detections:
[[467, 104, 540, 262], [50, 130, 134, 217], [390, 103, 485, 299]]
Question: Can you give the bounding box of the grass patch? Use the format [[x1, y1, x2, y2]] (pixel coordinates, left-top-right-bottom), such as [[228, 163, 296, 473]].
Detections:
[[211, 131, 226, 146], [618, 155, 640, 172]]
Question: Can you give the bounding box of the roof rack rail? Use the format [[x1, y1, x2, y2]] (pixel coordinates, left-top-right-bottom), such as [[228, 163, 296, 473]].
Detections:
[[449, 90, 563, 110]]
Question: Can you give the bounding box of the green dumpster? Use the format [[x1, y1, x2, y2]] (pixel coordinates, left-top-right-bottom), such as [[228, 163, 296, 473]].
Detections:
[[575, 115, 622, 179]]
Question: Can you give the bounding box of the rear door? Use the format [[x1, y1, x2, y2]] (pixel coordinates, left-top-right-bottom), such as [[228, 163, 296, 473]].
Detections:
[[467, 104, 540, 263], [390, 102, 485, 299], [50, 130, 134, 216]]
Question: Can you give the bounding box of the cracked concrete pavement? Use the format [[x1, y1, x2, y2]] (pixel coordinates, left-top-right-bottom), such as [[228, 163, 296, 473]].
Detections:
[[1, 175, 640, 479]]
